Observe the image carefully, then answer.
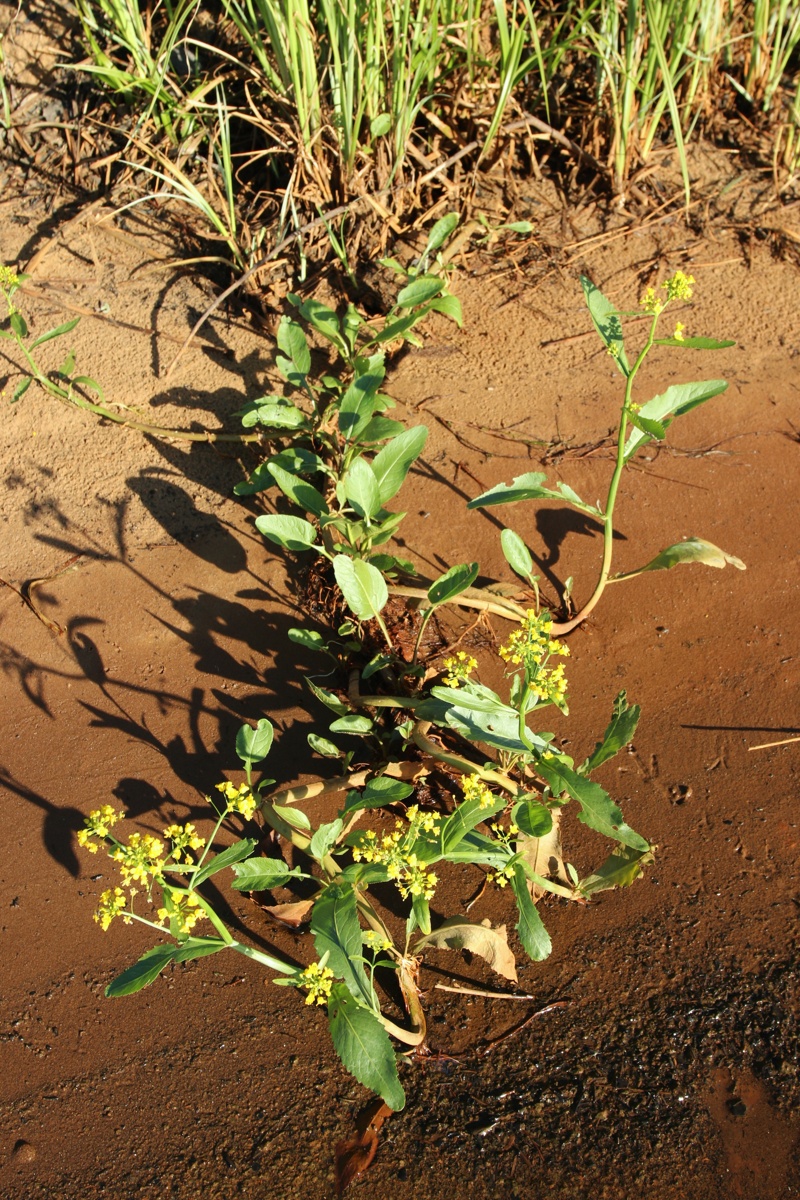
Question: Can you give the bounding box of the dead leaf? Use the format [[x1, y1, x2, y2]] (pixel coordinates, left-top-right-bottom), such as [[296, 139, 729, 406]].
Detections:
[[414, 916, 517, 982], [334, 1099, 392, 1195], [516, 808, 569, 901], [258, 899, 313, 928]]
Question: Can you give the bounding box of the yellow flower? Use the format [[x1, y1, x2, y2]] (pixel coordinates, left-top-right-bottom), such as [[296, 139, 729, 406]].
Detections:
[[640, 286, 665, 315], [673, 322, 685, 341], [93, 887, 128, 931], [298, 961, 335, 1006], [462, 773, 496, 810], [216, 781, 258, 821], [663, 271, 695, 302], [442, 651, 478, 687]]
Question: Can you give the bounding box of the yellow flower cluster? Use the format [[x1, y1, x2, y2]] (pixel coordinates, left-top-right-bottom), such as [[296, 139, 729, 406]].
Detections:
[[362, 929, 393, 953], [157, 888, 204, 935], [93, 887, 129, 930], [163, 822, 206, 865], [111, 832, 166, 887], [461, 773, 497, 810], [0, 264, 20, 292], [498, 610, 569, 710], [215, 780, 258, 821], [673, 322, 685, 342], [442, 650, 478, 687], [77, 805, 123, 853], [641, 270, 695, 313], [298, 961, 335, 1006], [351, 805, 440, 901], [488, 820, 520, 889]]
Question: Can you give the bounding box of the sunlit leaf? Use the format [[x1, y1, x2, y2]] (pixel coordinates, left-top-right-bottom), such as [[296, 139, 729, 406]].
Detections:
[[624, 379, 728, 461], [501, 528, 534, 582], [230, 857, 307, 891], [427, 561, 478, 606], [510, 865, 552, 961], [580, 691, 641, 775], [235, 718, 274, 765], [328, 984, 405, 1111], [333, 555, 388, 621], [612, 536, 746, 579], [576, 845, 655, 897]]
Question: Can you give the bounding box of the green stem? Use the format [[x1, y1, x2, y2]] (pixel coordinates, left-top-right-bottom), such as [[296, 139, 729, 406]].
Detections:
[[554, 312, 660, 634], [228, 939, 298, 976]]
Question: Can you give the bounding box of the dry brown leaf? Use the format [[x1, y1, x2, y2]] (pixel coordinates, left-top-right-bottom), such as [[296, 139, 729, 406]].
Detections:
[[334, 1099, 392, 1196], [516, 807, 569, 901], [259, 899, 314, 928], [415, 917, 518, 983]]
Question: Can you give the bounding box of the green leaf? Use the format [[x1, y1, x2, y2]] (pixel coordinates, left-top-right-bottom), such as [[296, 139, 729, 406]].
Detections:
[[344, 458, 381, 519], [308, 733, 342, 758], [513, 799, 553, 837], [624, 379, 728, 461], [428, 294, 463, 327], [580, 691, 641, 775], [312, 884, 377, 1009], [627, 410, 666, 440], [411, 893, 431, 936], [306, 678, 349, 717], [230, 857, 306, 891], [105, 938, 227, 997], [468, 472, 599, 513], [328, 983, 405, 1110], [288, 628, 328, 653], [501, 528, 534, 582], [510, 865, 552, 961], [272, 802, 311, 831], [268, 462, 329, 517], [576, 845, 655, 897], [255, 514, 318, 552], [371, 307, 434, 345], [235, 718, 274, 766], [194, 838, 259, 886], [333, 555, 388, 621], [309, 818, 344, 861], [240, 397, 308, 430], [580, 276, 629, 376], [612, 536, 746, 580], [427, 561, 479, 607], [29, 317, 81, 349], [537, 760, 649, 852], [370, 112, 392, 137], [342, 776, 414, 813], [277, 315, 311, 375], [235, 447, 327, 495], [439, 793, 505, 856], [424, 212, 459, 254], [655, 336, 736, 350], [329, 714, 373, 735], [397, 275, 444, 308], [9, 311, 28, 339], [289, 295, 347, 354], [338, 368, 384, 441], [371, 426, 428, 504], [358, 416, 406, 443], [11, 377, 31, 402]]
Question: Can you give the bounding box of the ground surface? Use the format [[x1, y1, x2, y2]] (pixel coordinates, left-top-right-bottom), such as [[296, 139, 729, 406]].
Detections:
[[1, 10, 800, 1199]]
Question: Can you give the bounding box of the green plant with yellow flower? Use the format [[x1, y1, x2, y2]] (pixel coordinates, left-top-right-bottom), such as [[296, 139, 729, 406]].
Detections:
[[77, 272, 743, 1113]]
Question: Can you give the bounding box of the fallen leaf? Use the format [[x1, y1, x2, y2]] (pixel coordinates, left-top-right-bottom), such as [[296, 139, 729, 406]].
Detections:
[[259, 899, 314, 928], [516, 807, 569, 901], [415, 916, 517, 982], [334, 1099, 392, 1195]]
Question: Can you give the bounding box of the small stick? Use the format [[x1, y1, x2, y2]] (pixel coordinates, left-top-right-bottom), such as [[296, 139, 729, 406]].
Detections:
[[749, 736, 800, 751], [434, 984, 535, 1001], [477, 1000, 570, 1055]]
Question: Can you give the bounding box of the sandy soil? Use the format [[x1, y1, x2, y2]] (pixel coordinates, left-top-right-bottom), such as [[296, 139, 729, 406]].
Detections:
[[1, 15, 800, 1197]]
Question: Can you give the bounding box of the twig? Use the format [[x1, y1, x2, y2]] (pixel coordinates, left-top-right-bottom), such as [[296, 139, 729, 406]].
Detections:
[[749, 736, 800, 751], [476, 1000, 570, 1055], [434, 984, 535, 1001]]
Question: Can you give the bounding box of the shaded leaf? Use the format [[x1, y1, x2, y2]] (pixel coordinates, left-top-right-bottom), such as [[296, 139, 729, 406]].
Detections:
[[427, 561, 479, 607], [308, 733, 342, 758], [105, 938, 227, 997], [581, 276, 630, 375], [334, 1099, 391, 1197], [277, 315, 311, 375], [330, 714, 373, 735], [415, 917, 517, 982], [268, 462, 329, 517], [576, 845, 655, 897], [468, 472, 599, 513], [516, 808, 567, 902]]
